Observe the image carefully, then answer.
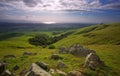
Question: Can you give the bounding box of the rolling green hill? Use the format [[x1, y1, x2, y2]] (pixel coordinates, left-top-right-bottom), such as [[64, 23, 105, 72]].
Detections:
[[54, 23, 120, 47], [0, 23, 120, 76]]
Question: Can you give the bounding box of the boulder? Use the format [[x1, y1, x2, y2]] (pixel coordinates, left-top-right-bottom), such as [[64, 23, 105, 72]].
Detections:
[[51, 54, 61, 60], [25, 63, 52, 76], [57, 60, 67, 68], [12, 65, 19, 71], [83, 53, 104, 70], [67, 70, 85, 76], [4, 55, 16, 58], [49, 69, 67, 76], [1, 70, 13, 76], [35, 61, 50, 71], [23, 52, 37, 56], [59, 46, 68, 54], [0, 62, 7, 75], [68, 44, 94, 57]]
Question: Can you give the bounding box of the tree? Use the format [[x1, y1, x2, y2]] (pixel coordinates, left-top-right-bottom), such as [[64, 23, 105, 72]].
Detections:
[[28, 34, 51, 47]]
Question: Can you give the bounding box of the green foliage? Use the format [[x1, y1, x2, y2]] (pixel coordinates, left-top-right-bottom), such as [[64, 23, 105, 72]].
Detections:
[[28, 34, 52, 47], [48, 45, 55, 49]]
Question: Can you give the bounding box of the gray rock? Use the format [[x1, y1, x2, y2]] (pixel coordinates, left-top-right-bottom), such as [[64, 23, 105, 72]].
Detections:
[[12, 65, 19, 71], [83, 53, 104, 70], [68, 44, 94, 57], [19, 68, 28, 76], [57, 61, 67, 68], [25, 63, 52, 76], [1, 70, 13, 76], [35, 61, 50, 71], [0, 62, 7, 75], [51, 54, 61, 60], [4, 55, 16, 58], [59, 46, 68, 54], [49, 69, 67, 76], [23, 52, 37, 56], [67, 70, 85, 76]]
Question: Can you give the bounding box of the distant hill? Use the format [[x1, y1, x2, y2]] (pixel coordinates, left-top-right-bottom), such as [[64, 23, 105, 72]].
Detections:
[[0, 22, 94, 33], [54, 23, 120, 47]]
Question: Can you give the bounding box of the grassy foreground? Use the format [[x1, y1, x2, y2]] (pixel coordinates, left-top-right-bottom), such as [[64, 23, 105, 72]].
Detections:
[[0, 23, 120, 76]]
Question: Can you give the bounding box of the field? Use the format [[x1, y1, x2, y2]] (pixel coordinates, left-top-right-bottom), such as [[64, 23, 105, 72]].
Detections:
[[0, 23, 120, 76]]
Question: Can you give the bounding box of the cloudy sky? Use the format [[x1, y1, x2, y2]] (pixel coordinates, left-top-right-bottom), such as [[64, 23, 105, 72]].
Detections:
[[0, 0, 120, 23]]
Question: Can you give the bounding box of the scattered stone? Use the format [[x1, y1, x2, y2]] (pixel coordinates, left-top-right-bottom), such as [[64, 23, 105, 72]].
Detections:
[[83, 53, 104, 70], [56, 69, 67, 76], [51, 54, 61, 60], [4, 55, 16, 58], [59, 46, 68, 54], [0, 62, 7, 75], [12, 65, 19, 71], [23, 52, 37, 56], [68, 44, 95, 57], [25, 63, 52, 76], [35, 61, 50, 71], [57, 60, 67, 68], [1, 70, 13, 76], [67, 70, 85, 76], [49, 69, 67, 76]]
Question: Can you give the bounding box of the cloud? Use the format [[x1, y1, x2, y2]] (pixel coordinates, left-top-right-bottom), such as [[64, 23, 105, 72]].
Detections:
[[0, 0, 120, 12], [100, 2, 120, 10]]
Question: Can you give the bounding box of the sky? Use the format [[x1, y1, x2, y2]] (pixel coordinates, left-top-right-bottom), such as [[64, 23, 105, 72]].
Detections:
[[0, 0, 120, 23]]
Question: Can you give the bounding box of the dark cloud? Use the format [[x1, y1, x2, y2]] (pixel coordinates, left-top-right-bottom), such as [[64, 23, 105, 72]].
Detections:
[[23, 0, 42, 7]]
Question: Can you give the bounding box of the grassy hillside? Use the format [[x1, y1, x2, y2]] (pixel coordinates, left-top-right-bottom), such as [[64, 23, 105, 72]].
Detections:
[[54, 23, 120, 47], [0, 23, 120, 76]]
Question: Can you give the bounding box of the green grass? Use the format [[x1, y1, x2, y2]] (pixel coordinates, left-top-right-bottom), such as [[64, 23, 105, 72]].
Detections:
[[54, 23, 120, 47], [0, 23, 120, 76]]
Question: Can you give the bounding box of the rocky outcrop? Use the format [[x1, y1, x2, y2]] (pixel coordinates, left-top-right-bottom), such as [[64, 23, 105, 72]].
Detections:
[[67, 70, 85, 76], [83, 53, 104, 70], [68, 44, 94, 57], [59, 46, 68, 54], [25, 63, 52, 76], [23, 52, 37, 56], [58, 44, 95, 57], [35, 61, 50, 71], [57, 60, 68, 68]]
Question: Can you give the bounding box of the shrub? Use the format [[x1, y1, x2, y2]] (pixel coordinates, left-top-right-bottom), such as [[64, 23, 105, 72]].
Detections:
[[48, 45, 55, 49]]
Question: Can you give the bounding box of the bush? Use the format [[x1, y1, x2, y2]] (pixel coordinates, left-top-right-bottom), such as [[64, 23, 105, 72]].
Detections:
[[48, 45, 55, 49]]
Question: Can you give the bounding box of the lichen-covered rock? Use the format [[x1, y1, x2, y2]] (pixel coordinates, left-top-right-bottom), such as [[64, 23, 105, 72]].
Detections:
[[49, 69, 67, 76], [57, 60, 67, 68], [23, 52, 37, 56], [69, 44, 94, 57], [59, 46, 68, 54], [35, 61, 50, 71], [4, 55, 16, 58], [25, 63, 52, 76], [83, 53, 104, 70], [67, 70, 85, 76], [51, 54, 61, 60], [0, 62, 7, 75], [12, 65, 19, 71], [1, 70, 13, 76]]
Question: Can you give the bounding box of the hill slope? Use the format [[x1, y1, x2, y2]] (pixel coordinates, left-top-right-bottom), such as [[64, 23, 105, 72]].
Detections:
[[54, 23, 120, 47]]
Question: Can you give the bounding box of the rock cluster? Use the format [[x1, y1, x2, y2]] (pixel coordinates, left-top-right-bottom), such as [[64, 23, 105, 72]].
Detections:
[[0, 62, 13, 76], [83, 53, 104, 70], [25, 63, 52, 76], [59, 44, 95, 57]]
